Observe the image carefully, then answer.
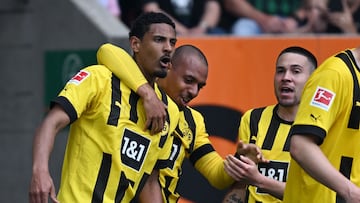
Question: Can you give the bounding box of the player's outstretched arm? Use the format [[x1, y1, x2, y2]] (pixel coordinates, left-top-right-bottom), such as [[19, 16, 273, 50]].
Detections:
[[97, 43, 167, 134]]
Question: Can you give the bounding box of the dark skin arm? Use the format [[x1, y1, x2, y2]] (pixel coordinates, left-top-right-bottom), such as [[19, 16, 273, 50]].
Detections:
[[138, 170, 164, 203], [136, 84, 167, 134]]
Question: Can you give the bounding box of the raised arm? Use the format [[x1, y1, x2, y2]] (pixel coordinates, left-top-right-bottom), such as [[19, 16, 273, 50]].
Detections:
[[97, 43, 167, 134]]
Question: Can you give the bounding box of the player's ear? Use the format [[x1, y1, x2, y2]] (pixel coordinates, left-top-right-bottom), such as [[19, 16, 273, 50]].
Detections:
[[130, 36, 141, 53]]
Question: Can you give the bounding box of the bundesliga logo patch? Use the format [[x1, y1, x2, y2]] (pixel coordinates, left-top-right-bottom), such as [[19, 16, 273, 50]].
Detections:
[[310, 86, 335, 111], [68, 70, 90, 85]]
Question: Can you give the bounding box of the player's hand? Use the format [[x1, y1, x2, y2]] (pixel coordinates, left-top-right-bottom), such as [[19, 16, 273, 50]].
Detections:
[[138, 84, 167, 134], [224, 154, 262, 185], [235, 140, 268, 164], [29, 171, 59, 203]]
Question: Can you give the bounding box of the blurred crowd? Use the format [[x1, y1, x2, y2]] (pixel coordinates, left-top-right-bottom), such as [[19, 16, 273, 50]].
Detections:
[[99, 0, 360, 36]]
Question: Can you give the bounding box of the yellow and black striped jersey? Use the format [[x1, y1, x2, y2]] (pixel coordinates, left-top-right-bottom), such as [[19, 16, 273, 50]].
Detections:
[[159, 107, 233, 203], [283, 49, 360, 203], [239, 104, 292, 203], [52, 65, 179, 203], [96, 43, 233, 203]]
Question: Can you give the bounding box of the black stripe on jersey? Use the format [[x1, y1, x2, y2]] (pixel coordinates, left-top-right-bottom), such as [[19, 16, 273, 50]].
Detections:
[[51, 96, 78, 123], [342, 50, 360, 129], [154, 159, 170, 169], [346, 49, 360, 72], [282, 133, 291, 152], [163, 175, 174, 203], [129, 91, 140, 123], [346, 51, 360, 129], [189, 143, 215, 165], [263, 105, 293, 151], [114, 171, 130, 202], [159, 88, 170, 148], [155, 136, 182, 169], [289, 125, 326, 145], [184, 107, 196, 153], [261, 113, 281, 150], [336, 156, 353, 203], [107, 75, 121, 126], [245, 188, 250, 202], [249, 107, 265, 144], [92, 153, 112, 203]]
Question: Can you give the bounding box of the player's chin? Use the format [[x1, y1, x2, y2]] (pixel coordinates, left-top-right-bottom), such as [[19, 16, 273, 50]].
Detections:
[[155, 69, 167, 78], [278, 99, 296, 107]]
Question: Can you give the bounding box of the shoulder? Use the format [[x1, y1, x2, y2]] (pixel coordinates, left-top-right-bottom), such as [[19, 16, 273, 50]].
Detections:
[[81, 65, 113, 77], [187, 107, 204, 119]]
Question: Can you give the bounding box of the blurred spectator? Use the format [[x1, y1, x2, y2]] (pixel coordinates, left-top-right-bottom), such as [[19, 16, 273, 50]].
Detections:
[[302, 0, 360, 34], [326, 0, 360, 34], [142, 0, 226, 36], [98, 0, 121, 18], [118, 0, 142, 28], [222, 0, 324, 35]]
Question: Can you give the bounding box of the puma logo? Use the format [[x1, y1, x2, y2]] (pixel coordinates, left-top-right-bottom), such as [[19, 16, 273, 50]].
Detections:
[[311, 114, 320, 121]]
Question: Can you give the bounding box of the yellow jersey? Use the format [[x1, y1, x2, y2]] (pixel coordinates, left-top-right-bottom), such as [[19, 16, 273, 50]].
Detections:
[[53, 65, 179, 202], [283, 49, 360, 203]]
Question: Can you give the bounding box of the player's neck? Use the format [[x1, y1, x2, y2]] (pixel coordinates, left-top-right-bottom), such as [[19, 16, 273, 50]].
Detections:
[[277, 105, 297, 122]]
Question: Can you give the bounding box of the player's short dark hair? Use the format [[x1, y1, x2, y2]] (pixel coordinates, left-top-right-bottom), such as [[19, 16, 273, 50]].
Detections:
[[172, 44, 208, 67], [278, 46, 318, 69], [129, 12, 176, 40]]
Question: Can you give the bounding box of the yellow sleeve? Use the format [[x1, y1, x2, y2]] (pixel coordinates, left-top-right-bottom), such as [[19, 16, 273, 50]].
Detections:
[[194, 152, 235, 190], [189, 109, 234, 189], [96, 43, 148, 92]]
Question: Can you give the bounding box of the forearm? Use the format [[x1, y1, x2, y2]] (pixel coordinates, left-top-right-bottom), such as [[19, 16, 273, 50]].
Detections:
[[290, 135, 354, 198], [136, 83, 158, 99], [32, 126, 56, 173], [195, 152, 234, 189], [342, 23, 357, 33], [224, 0, 268, 23], [254, 176, 285, 200], [198, 1, 221, 29], [139, 170, 163, 203], [222, 182, 247, 203], [32, 108, 68, 173], [97, 43, 148, 92]]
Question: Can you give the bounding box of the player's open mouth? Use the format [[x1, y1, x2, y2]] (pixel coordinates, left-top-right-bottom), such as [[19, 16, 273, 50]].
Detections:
[[178, 97, 187, 106], [281, 87, 293, 93], [160, 56, 170, 68]]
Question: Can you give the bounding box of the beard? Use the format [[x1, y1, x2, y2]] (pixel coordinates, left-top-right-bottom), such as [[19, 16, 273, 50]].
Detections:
[[154, 69, 168, 78]]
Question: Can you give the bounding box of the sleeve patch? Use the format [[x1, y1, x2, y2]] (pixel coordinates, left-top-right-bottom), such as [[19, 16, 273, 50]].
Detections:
[[68, 70, 90, 85], [310, 86, 336, 111]]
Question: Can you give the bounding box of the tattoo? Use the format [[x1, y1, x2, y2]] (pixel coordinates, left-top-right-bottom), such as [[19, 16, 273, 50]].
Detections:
[[224, 192, 244, 203]]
